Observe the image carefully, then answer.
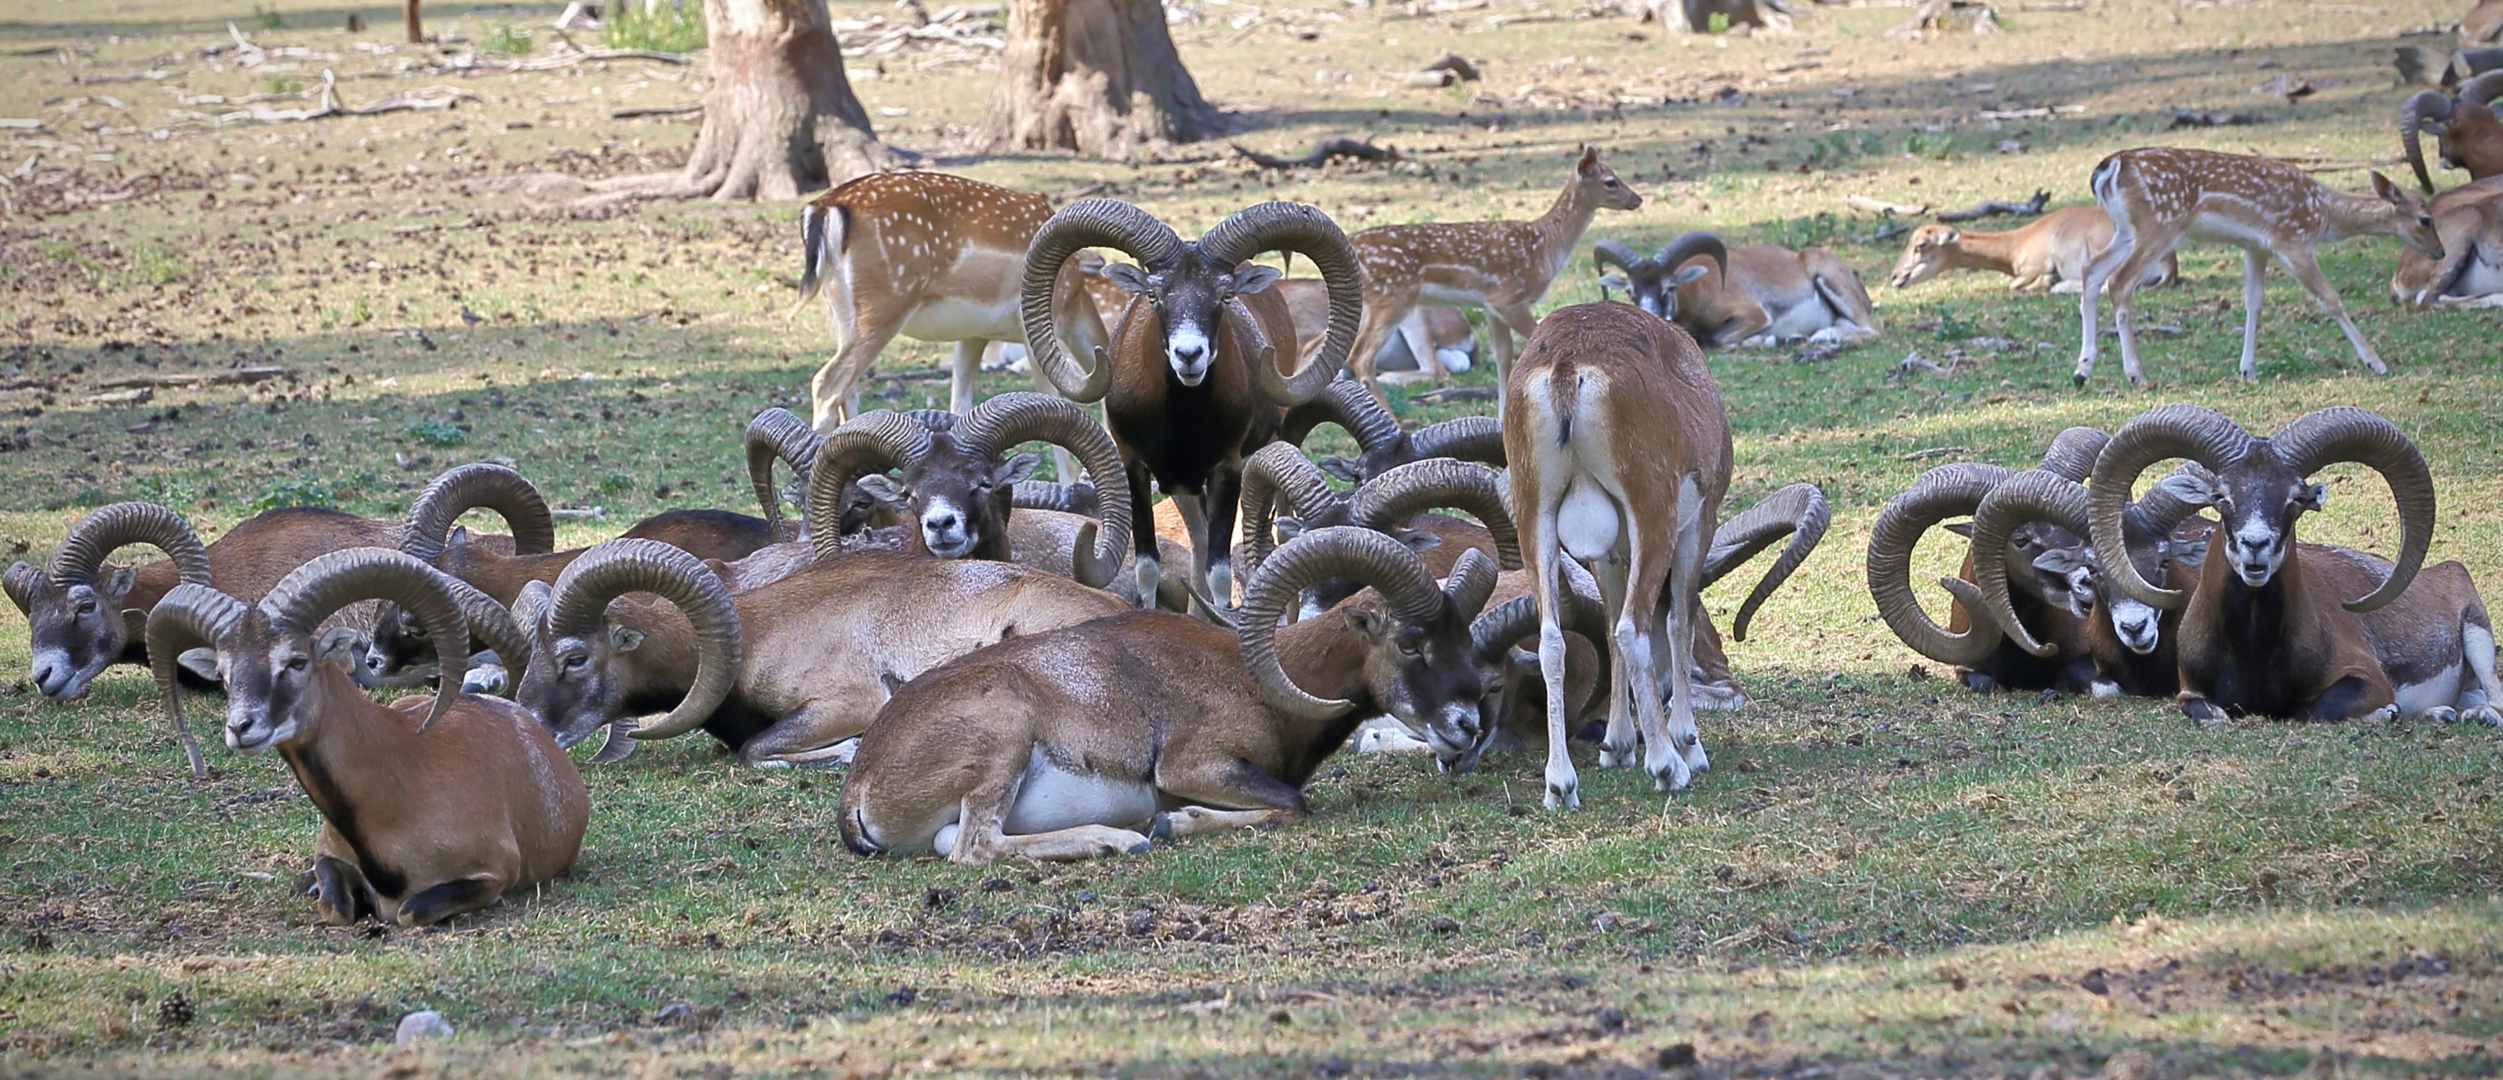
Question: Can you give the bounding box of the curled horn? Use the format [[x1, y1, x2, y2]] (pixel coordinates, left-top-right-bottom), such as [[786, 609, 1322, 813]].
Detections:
[[803, 411, 934, 559], [1407, 416, 1508, 467], [2133, 460, 2216, 537], [1237, 441, 1346, 585], [745, 407, 822, 543], [1443, 548, 1499, 623], [1012, 480, 1098, 517], [550, 539, 743, 741], [2036, 426, 2110, 483], [2268, 407, 2436, 614], [1969, 469, 2091, 658], [1348, 458, 1522, 570], [402, 464, 556, 564], [1021, 199, 1183, 404], [2461, 70, 2503, 109], [2088, 404, 2255, 611], [51, 502, 211, 590], [143, 583, 244, 779], [1592, 237, 1645, 276], [1865, 462, 2014, 667], [1200, 201, 1365, 405], [959, 392, 1132, 589], [2401, 90, 2456, 194], [439, 574, 531, 687], [1656, 231, 1730, 280], [1277, 379, 1406, 456], [1238, 526, 1445, 719], [1470, 585, 1609, 664], [1702, 482, 1829, 642], [260, 549, 475, 732], [4, 561, 39, 615]]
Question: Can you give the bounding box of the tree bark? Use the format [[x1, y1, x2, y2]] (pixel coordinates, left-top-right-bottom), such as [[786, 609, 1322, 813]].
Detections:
[[405, 0, 423, 44], [978, 0, 1224, 157], [587, 0, 902, 204]]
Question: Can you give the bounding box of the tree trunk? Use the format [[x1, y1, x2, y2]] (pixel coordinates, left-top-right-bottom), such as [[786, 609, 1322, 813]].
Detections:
[[588, 0, 902, 204], [978, 0, 1224, 157], [405, 0, 422, 44]]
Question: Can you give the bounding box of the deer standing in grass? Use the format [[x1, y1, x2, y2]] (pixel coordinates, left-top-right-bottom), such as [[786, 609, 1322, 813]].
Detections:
[[2072, 148, 2440, 387], [797, 172, 1113, 430], [1345, 148, 1643, 405], [1505, 303, 1731, 809]]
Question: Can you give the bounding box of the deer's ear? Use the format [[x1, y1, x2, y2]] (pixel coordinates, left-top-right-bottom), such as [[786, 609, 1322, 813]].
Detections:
[[2371, 171, 2407, 204], [1577, 145, 1600, 171]]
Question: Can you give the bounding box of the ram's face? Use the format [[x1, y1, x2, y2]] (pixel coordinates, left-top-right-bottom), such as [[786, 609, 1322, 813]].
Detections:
[[2206, 459, 2318, 590], [217, 616, 346, 755], [869, 437, 1036, 561], [1102, 252, 1282, 387], [1347, 600, 1486, 775], [8, 562, 139, 700]]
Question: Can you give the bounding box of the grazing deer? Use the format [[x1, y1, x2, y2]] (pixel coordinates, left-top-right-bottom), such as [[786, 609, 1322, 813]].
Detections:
[[1344, 148, 1643, 404], [1504, 303, 1732, 808], [2072, 149, 2440, 386], [796, 173, 1113, 429]]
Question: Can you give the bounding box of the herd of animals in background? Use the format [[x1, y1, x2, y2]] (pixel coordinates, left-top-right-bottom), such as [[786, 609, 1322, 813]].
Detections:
[[10, 2, 2503, 924]]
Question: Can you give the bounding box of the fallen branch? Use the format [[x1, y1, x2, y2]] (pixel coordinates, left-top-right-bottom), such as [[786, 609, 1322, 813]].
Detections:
[[1977, 105, 2083, 120], [610, 102, 703, 119], [2170, 108, 2272, 128], [93, 366, 286, 391], [1410, 385, 1495, 404], [1851, 219, 1915, 245], [1232, 136, 1398, 170], [1936, 189, 2049, 223], [1420, 52, 1482, 81], [1846, 194, 1929, 216], [496, 48, 692, 71]]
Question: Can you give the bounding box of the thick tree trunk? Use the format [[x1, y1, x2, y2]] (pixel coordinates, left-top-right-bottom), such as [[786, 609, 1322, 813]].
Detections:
[[589, 0, 901, 204], [978, 0, 1224, 157], [405, 0, 422, 44]]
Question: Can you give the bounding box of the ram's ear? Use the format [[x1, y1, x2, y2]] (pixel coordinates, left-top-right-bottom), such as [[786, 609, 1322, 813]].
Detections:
[[1670, 263, 1713, 287], [1101, 263, 1153, 294], [2152, 471, 2217, 507], [2167, 539, 2210, 567], [992, 453, 1041, 487], [1273, 516, 1308, 543], [2031, 547, 2094, 575], [101, 566, 139, 604], [1232, 265, 1283, 296], [1342, 606, 1385, 641], [1395, 528, 1444, 554], [177, 647, 221, 682], [317, 626, 365, 661], [2294, 482, 2326, 512], [855, 474, 908, 506]]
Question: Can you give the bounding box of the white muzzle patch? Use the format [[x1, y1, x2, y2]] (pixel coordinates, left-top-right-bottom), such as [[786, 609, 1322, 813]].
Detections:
[[920, 496, 972, 557], [2230, 522, 2283, 587], [1167, 325, 1212, 386], [2109, 598, 2161, 655]]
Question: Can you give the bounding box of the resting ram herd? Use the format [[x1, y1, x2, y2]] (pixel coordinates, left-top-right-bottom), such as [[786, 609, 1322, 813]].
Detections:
[[6, 0, 2503, 1073]]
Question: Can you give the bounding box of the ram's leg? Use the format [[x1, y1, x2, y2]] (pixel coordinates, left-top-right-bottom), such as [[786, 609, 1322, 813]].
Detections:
[[2279, 247, 2386, 374], [1149, 755, 1307, 841], [311, 853, 375, 925], [2304, 675, 2390, 722], [1592, 549, 1640, 771], [396, 874, 504, 928], [2179, 694, 2228, 728], [1128, 462, 1163, 607], [1667, 475, 1710, 774], [1526, 511, 1580, 811], [944, 747, 1149, 865], [1202, 466, 1243, 610]]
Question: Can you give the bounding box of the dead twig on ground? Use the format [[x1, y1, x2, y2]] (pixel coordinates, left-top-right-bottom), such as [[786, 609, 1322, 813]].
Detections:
[[1846, 194, 1929, 216], [1937, 189, 2049, 223], [1232, 137, 1398, 170]]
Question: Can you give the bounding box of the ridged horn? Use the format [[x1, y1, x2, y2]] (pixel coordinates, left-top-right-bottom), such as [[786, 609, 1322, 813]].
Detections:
[[745, 407, 822, 543], [549, 539, 742, 741], [1591, 237, 1645, 276], [2088, 404, 2254, 611], [1277, 379, 1406, 455], [2133, 461, 2217, 537], [1703, 482, 1829, 642], [3, 561, 39, 615], [1469, 585, 1610, 663], [1011, 480, 1098, 517], [1236, 441, 1346, 585], [803, 411, 933, 559], [1238, 526, 1444, 720], [1656, 231, 1730, 280], [2461, 70, 2503, 108], [2268, 407, 2435, 614], [1021, 199, 1183, 403], [1969, 469, 2091, 658], [1349, 458, 1522, 570], [2037, 426, 2110, 483], [1408, 415, 1508, 467], [259, 548, 474, 732], [2402, 89, 2456, 194], [142, 582, 243, 779], [1442, 548, 1499, 623], [1200, 201, 1364, 405], [1865, 462, 2014, 667], [959, 392, 1132, 589], [51, 502, 211, 590], [402, 464, 556, 565], [440, 574, 530, 687]]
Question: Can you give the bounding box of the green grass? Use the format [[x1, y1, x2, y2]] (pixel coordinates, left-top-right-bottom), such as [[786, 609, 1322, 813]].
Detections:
[[0, 0, 2499, 1075], [603, 1, 706, 53]]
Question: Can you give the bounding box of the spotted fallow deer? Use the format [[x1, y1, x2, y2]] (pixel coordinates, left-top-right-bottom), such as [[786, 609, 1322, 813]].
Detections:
[[1343, 147, 1644, 405], [796, 172, 1114, 429], [1505, 302, 1732, 809], [2071, 148, 2440, 387]]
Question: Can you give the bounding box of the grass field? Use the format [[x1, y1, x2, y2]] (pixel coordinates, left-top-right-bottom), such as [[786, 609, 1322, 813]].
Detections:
[[2, 0, 2500, 1075]]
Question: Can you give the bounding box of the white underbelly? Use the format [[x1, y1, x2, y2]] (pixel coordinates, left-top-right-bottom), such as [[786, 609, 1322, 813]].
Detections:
[[1417, 283, 1487, 307], [2453, 258, 2503, 298], [900, 295, 1019, 344], [1005, 748, 1159, 834], [2393, 660, 2464, 717], [1762, 298, 1835, 338]]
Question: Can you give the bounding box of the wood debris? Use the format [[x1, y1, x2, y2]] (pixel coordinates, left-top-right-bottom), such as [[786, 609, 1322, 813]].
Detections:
[[1937, 189, 2049, 223]]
